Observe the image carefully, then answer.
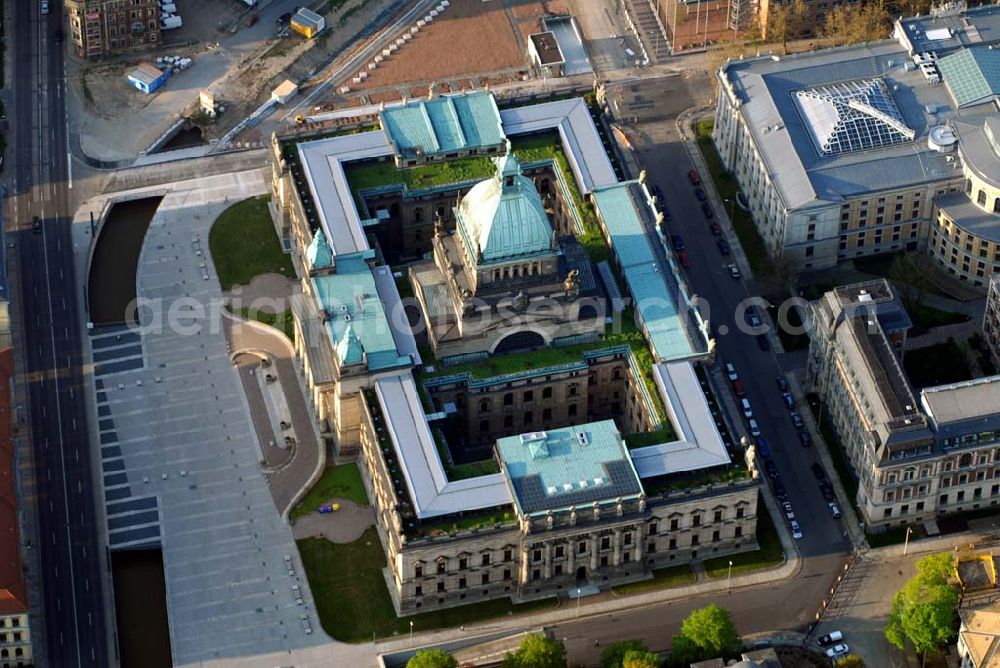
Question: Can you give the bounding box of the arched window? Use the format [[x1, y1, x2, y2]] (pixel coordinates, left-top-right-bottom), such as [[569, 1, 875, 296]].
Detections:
[[966, 178, 973, 195], [978, 190, 988, 206], [960, 453, 973, 467], [414, 207, 424, 222], [994, 198, 1000, 214]]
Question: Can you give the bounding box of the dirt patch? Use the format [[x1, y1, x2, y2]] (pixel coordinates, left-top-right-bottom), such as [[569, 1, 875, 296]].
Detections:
[[348, 0, 537, 93], [291, 500, 376, 544]]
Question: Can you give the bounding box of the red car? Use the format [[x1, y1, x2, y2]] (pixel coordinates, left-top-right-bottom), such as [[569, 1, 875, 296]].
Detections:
[[688, 170, 701, 185], [244, 12, 258, 27], [732, 380, 747, 397], [677, 250, 691, 268]]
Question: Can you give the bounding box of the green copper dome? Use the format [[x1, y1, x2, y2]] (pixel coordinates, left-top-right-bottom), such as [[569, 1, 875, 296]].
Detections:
[[456, 153, 553, 264]]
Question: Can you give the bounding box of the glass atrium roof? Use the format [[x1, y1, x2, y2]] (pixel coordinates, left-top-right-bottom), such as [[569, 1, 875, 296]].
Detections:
[[794, 78, 915, 156]]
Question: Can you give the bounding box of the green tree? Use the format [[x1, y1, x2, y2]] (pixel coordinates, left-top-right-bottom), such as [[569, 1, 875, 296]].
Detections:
[[671, 604, 742, 663], [888, 252, 937, 315], [621, 649, 661, 668], [822, 1, 891, 45], [885, 553, 958, 656], [407, 649, 458, 668], [602, 640, 649, 668], [503, 633, 567, 668], [835, 655, 866, 668]]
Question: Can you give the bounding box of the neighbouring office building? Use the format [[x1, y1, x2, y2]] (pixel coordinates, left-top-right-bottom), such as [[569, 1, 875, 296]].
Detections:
[[809, 279, 1000, 530], [713, 4, 1000, 285], [269, 91, 761, 614], [65, 0, 162, 59], [985, 276, 1000, 368]]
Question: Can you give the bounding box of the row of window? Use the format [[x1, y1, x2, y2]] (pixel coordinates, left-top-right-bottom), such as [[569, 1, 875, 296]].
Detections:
[[882, 484, 1000, 519]]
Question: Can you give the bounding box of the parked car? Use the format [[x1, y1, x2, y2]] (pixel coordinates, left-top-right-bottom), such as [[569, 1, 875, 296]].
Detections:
[[661, 203, 672, 221], [825, 644, 849, 658], [41, 0, 50, 14], [688, 169, 701, 185], [677, 250, 691, 268], [748, 418, 761, 438], [799, 431, 813, 447], [790, 520, 803, 539], [740, 397, 753, 419], [745, 308, 763, 328], [756, 334, 770, 351], [820, 483, 836, 502], [728, 263, 742, 279], [765, 461, 779, 478], [276, 11, 293, 25], [757, 436, 771, 458], [717, 239, 730, 255], [709, 221, 722, 236], [725, 362, 738, 382], [790, 412, 804, 428], [782, 501, 795, 520], [701, 201, 715, 219], [31, 217, 41, 235], [670, 234, 685, 251], [811, 463, 826, 479], [782, 392, 795, 410], [774, 481, 788, 500], [245, 12, 259, 27], [776, 377, 789, 392], [817, 631, 844, 647], [694, 187, 707, 202], [732, 380, 746, 397], [829, 502, 842, 518]]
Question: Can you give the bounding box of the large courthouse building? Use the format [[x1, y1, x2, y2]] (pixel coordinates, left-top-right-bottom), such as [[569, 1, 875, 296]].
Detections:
[[713, 4, 1000, 285], [269, 91, 762, 614]]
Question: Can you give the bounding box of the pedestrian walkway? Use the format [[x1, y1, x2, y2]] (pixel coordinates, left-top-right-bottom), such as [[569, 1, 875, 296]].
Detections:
[[225, 314, 325, 518]]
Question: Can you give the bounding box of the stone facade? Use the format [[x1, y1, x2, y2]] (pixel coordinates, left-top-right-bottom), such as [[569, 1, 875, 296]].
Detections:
[[809, 281, 1000, 529], [65, 0, 162, 59], [985, 277, 1000, 368], [425, 349, 656, 453], [0, 612, 30, 668], [359, 387, 758, 615]]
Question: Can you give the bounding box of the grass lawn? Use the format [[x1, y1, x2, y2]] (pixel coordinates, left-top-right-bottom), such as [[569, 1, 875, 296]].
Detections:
[[612, 564, 696, 594], [209, 196, 295, 290], [299, 529, 557, 642], [694, 120, 771, 277], [866, 524, 925, 548], [234, 307, 295, 341], [290, 463, 369, 520], [624, 427, 677, 449], [434, 431, 500, 481], [909, 303, 970, 330], [704, 498, 783, 578], [903, 339, 973, 389], [345, 156, 494, 192]]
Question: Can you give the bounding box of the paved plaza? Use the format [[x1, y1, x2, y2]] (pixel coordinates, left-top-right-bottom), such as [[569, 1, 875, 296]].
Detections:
[[73, 171, 340, 665]]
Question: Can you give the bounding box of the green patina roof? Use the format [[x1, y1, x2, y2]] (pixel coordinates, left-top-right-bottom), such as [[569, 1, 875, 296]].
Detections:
[[456, 153, 554, 264], [306, 228, 333, 270], [938, 46, 1000, 108], [379, 91, 505, 159], [496, 420, 644, 516], [312, 253, 412, 372]]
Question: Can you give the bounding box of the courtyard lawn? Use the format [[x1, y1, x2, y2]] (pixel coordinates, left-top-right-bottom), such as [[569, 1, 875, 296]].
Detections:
[[909, 303, 970, 330], [703, 499, 784, 578], [290, 463, 369, 521], [345, 156, 494, 192], [209, 196, 295, 290], [298, 529, 557, 642], [903, 339, 973, 388], [694, 120, 771, 277], [612, 564, 696, 594]]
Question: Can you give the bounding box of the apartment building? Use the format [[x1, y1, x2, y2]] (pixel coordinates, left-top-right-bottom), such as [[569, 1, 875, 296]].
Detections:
[[809, 280, 1000, 530], [65, 0, 162, 59]]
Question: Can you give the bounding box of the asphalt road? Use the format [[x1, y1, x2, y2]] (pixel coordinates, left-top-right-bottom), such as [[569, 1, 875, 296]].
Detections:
[[546, 75, 855, 665], [9, 1, 109, 666]]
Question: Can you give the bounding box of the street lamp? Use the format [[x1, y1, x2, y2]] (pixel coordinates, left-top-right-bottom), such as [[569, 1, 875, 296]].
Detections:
[[903, 526, 913, 556], [727, 560, 733, 590], [409, 620, 414, 647], [725, 197, 736, 224], [576, 587, 582, 618]]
